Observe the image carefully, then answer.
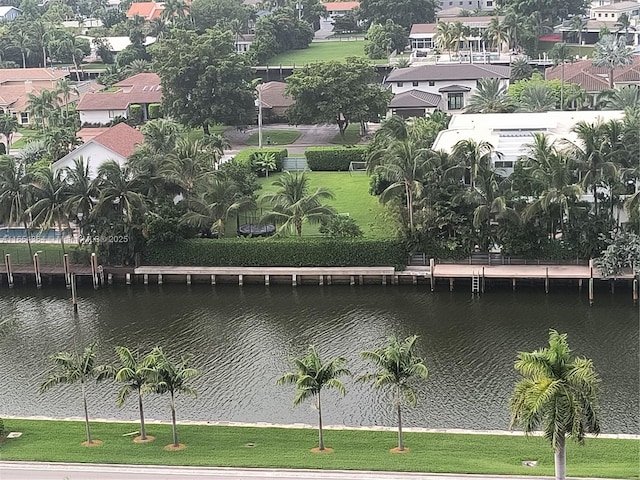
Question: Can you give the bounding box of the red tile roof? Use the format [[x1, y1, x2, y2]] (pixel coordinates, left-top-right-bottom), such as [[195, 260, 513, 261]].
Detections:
[[322, 1, 359, 11], [77, 127, 110, 143], [126, 2, 161, 19], [91, 123, 144, 158], [77, 73, 162, 111], [77, 92, 131, 111], [0, 68, 69, 83], [545, 56, 640, 92]]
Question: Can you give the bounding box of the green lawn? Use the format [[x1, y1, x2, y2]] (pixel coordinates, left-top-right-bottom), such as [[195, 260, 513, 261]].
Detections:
[[330, 123, 361, 145], [245, 129, 301, 146], [538, 42, 595, 58], [265, 41, 387, 65], [11, 128, 41, 149], [257, 171, 390, 238], [0, 242, 86, 265], [0, 419, 637, 478], [186, 125, 230, 141]]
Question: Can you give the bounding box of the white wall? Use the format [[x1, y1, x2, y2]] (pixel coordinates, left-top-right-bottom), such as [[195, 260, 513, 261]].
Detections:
[[52, 143, 126, 179], [80, 109, 127, 126]]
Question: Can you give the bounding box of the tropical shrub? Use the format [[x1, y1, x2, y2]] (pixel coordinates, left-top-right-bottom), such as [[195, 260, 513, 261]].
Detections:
[[148, 103, 162, 119], [129, 104, 143, 125], [305, 146, 366, 171], [233, 148, 287, 173]]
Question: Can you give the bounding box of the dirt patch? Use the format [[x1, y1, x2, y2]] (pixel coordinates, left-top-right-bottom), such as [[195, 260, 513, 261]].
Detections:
[[310, 447, 334, 453], [133, 435, 155, 443], [164, 443, 186, 451], [82, 440, 103, 447], [390, 447, 409, 454]]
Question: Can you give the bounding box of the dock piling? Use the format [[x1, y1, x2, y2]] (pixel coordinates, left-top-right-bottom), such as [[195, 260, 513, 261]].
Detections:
[[350, 275, 355, 286], [381, 275, 386, 286], [634, 278, 638, 304], [157, 274, 162, 285], [545, 267, 549, 294], [63, 254, 71, 289], [186, 274, 192, 285], [429, 258, 435, 292], [210, 274, 215, 285], [143, 274, 148, 285], [291, 274, 296, 286], [91, 253, 99, 289], [71, 273, 78, 313], [265, 274, 270, 286], [512, 278, 516, 291], [449, 278, 454, 291], [5, 254, 13, 288], [238, 274, 243, 286], [126, 273, 131, 285], [108, 273, 113, 285], [33, 253, 42, 288], [318, 275, 323, 286]]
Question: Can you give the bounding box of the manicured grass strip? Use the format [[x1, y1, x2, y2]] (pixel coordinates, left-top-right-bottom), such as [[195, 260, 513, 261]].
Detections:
[[265, 41, 387, 65], [12, 128, 41, 149], [257, 172, 390, 238], [186, 125, 230, 141], [330, 123, 361, 145], [0, 243, 85, 265], [0, 419, 637, 478], [245, 129, 301, 146]]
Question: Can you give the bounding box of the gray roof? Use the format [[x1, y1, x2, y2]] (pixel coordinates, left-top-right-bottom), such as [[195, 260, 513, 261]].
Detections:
[[389, 90, 442, 108], [438, 84, 472, 92], [386, 64, 511, 83]]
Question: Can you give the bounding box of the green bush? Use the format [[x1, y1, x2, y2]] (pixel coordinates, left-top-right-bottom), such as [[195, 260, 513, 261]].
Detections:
[[233, 148, 287, 173], [0, 143, 5, 155], [128, 104, 143, 125], [0, 418, 4, 439], [305, 146, 366, 171], [144, 238, 407, 268], [148, 103, 162, 119]]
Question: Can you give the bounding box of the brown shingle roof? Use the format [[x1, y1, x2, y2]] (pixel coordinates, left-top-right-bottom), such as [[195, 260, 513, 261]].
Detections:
[[545, 56, 640, 92], [77, 92, 131, 111], [389, 89, 442, 108], [386, 64, 511, 82], [0, 68, 69, 84], [321, 2, 359, 11], [91, 123, 144, 158], [410, 23, 437, 35], [77, 73, 162, 111], [258, 81, 294, 109], [0, 84, 78, 112]]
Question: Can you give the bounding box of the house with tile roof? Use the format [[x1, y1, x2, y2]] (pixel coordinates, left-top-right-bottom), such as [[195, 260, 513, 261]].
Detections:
[[52, 123, 144, 179], [77, 73, 162, 126], [545, 56, 640, 94], [0, 68, 73, 126], [409, 16, 505, 53], [322, 1, 359, 18], [384, 64, 511, 116], [257, 82, 295, 121], [126, 1, 164, 20]]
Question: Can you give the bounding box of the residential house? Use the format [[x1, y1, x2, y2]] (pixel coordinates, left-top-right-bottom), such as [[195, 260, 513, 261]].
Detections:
[[78, 36, 157, 63], [52, 122, 144, 179], [257, 81, 295, 122], [409, 16, 506, 54], [559, 2, 640, 46], [126, 1, 164, 20], [432, 110, 625, 174], [384, 64, 511, 116], [322, 1, 360, 18], [545, 56, 640, 94], [0, 6, 20, 21], [437, 0, 495, 13], [76, 73, 162, 125], [236, 34, 255, 53], [0, 68, 73, 126]]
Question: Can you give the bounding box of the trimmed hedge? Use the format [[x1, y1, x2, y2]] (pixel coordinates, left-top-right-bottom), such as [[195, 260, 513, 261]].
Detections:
[[305, 146, 366, 171], [144, 238, 407, 268], [148, 103, 162, 119], [233, 148, 287, 173], [129, 104, 143, 125]]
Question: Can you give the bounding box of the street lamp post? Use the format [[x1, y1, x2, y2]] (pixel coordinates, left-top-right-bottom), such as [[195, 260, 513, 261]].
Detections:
[[256, 84, 263, 149]]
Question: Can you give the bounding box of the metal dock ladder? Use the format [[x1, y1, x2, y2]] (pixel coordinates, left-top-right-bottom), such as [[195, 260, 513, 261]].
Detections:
[[471, 271, 481, 294]]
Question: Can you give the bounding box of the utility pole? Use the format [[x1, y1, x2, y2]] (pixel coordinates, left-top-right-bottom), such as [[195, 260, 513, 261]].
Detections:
[[257, 84, 263, 149]]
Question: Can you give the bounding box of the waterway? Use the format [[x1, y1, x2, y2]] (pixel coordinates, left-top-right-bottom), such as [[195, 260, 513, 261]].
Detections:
[[0, 285, 637, 434]]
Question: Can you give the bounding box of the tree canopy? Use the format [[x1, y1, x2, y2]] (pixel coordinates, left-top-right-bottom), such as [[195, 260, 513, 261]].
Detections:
[[358, 0, 438, 29]]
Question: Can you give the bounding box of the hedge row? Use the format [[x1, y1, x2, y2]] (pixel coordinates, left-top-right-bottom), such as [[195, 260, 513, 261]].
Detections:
[[305, 146, 366, 171], [233, 148, 288, 172], [144, 238, 407, 268]]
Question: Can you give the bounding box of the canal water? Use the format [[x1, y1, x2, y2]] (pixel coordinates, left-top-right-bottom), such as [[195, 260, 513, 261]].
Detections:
[[0, 285, 637, 434]]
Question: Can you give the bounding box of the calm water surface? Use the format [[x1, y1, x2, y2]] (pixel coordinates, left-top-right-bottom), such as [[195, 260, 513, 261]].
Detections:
[[0, 285, 637, 434]]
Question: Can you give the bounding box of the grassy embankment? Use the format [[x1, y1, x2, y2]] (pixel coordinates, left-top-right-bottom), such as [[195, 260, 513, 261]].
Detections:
[[0, 419, 637, 478], [256, 171, 389, 238], [265, 41, 387, 65]]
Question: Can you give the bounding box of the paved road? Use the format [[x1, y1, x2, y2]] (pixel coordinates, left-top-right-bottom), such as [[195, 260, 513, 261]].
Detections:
[[0, 462, 596, 480]]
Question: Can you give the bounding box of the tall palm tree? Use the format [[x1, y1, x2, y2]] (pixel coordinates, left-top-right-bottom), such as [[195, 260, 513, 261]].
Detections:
[[161, 0, 189, 23], [260, 172, 336, 236], [93, 161, 147, 225], [149, 347, 199, 448], [277, 345, 350, 452], [614, 12, 635, 45], [485, 16, 508, 52], [110, 346, 159, 442], [27, 89, 59, 132], [549, 42, 573, 110], [596, 85, 640, 110], [140, 118, 182, 154], [125, 59, 151, 76], [570, 16, 588, 56], [593, 34, 633, 89], [64, 157, 98, 232], [368, 139, 429, 230], [56, 78, 78, 119], [40, 342, 110, 445], [181, 175, 253, 238], [510, 329, 600, 480], [160, 138, 209, 198], [12, 30, 31, 68], [0, 156, 34, 257], [358, 335, 429, 452], [435, 21, 455, 58], [28, 167, 70, 254], [465, 77, 515, 113], [451, 138, 495, 189], [518, 83, 557, 112], [0, 112, 19, 154]]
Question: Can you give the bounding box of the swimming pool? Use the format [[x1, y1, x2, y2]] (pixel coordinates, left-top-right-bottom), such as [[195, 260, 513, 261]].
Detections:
[[0, 227, 60, 240]]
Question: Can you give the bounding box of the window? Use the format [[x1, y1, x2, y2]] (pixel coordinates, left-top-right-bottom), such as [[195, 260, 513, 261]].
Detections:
[[396, 82, 404, 87], [108, 110, 117, 119], [604, 13, 608, 17], [494, 160, 514, 169], [428, 81, 435, 86], [448, 92, 464, 110], [20, 112, 28, 124], [412, 81, 419, 87], [486, 0, 492, 5]]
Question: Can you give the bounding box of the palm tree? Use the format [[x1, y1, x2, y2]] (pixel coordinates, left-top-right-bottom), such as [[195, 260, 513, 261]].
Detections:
[[12, 30, 31, 68], [0, 156, 34, 257], [0, 112, 19, 154], [94, 161, 147, 225], [368, 139, 429, 230], [452, 138, 495, 189], [570, 16, 588, 56], [518, 83, 557, 112], [125, 59, 151, 76], [549, 42, 573, 110], [40, 342, 110, 445], [160, 138, 209, 198], [358, 335, 429, 452], [111, 346, 159, 442], [485, 16, 508, 52], [149, 347, 199, 448], [140, 118, 182, 154], [435, 21, 455, 58], [614, 12, 635, 45], [28, 168, 70, 254], [181, 175, 253, 238], [161, 0, 189, 23], [510, 329, 600, 480], [593, 34, 633, 89], [27, 89, 59, 132], [64, 157, 98, 232], [276, 345, 350, 452], [465, 77, 515, 113], [56, 78, 78, 119], [510, 56, 534, 82], [596, 85, 640, 110], [260, 172, 336, 236]]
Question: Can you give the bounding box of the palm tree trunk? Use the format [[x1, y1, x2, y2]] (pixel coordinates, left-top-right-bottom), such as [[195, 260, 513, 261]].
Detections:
[[593, 183, 598, 216], [170, 391, 179, 447], [138, 389, 147, 440], [396, 398, 404, 451], [21, 51, 26, 69], [22, 219, 33, 259], [81, 381, 93, 444], [555, 434, 566, 480], [58, 220, 66, 255], [317, 392, 324, 451], [405, 183, 413, 230], [609, 68, 614, 89]]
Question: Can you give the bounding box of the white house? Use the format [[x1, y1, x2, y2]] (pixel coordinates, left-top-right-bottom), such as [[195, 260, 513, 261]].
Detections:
[[0, 6, 21, 21], [52, 123, 144, 179], [384, 64, 511, 116]]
